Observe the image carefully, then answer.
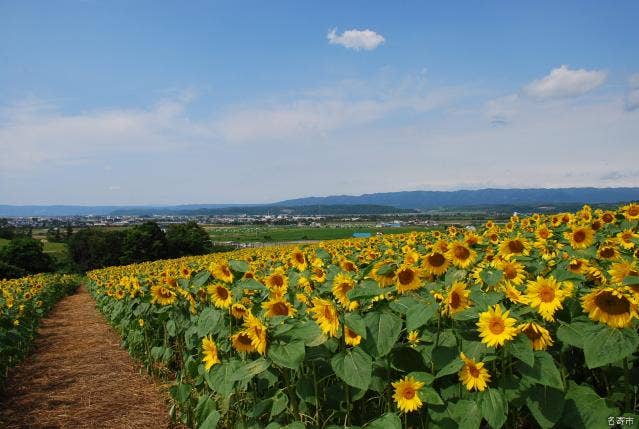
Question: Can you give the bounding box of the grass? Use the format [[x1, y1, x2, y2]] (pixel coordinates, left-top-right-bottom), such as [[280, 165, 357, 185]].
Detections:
[[205, 225, 434, 243]]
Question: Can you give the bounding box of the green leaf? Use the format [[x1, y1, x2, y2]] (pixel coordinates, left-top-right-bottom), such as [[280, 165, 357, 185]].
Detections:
[[525, 385, 565, 429], [389, 347, 427, 373], [556, 322, 586, 349], [271, 390, 289, 419], [344, 312, 367, 339], [286, 320, 326, 345], [282, 423, 305, 429], [205, 360, 241, 397], [479, 389, 508, 429], [432, 345, 462, 378], [561, 382, 620, 429], [348, 279, 384, 299], [421, 386, 444, 405], [231, 358, 271, 382], [238, 278, 266, 291], [449, 400, 482, 429], [199, 409, 221, 429], [435, 355, 463, 379], [166, 320, 177, 337], [363, 310, 403, 357], [480, 268, 503, 287], [405, 299, 438, 331], [196, 307, 222, 337], [191, 270, 211, 288], [330, 347, 372, 390], [623, 275, 639, 285], [375, 263, 395, 276], [518, 351, 563, 391], [229, 259, 249, 273], [364, 412, 401, 429], [268, 339, 305, 370], [170, 382, 191, 404], [551, 268, 586, 283], [582, 325, 639, 368], [194, 395, 217, 426], [509, 333, 534, 367]]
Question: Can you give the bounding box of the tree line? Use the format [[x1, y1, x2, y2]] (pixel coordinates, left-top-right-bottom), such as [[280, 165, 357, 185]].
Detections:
[[0, 221, 214, 279]]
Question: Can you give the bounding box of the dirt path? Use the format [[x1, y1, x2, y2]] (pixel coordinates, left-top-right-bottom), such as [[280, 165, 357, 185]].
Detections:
[[0, 286, 174, 429]]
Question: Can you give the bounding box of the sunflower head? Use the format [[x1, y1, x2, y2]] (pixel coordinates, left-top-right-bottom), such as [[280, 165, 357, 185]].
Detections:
[[459, 352, 491, 391], [447, 241, 477, 269], [582, 287, 638, 328], [391, 376, 425, 413], [344, 326, 362, 347], [477, 305, 518, 347], [202, 335, 221, 370], [517, 322, 553, 350], [442, 281, 471, 316], [231, 330, 256, 353], [208, 283, 233, 309], [309, 297, 340, 337], [395, 265, 422, 293]]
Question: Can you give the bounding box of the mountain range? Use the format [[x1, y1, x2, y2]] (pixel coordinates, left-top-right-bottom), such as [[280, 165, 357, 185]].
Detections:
[[1, 187, 638, 216]]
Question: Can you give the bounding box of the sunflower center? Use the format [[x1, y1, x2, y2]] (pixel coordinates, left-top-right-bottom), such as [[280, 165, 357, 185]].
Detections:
[[344, 261, 356, 271], [629, 206, 639, 216], [340, 282, 353, 294], [398, 269, 415, 285], [221, 266, 231, 276], [504, 266, 517, 279], [538, 286, 555, 303], [468, 364, 480, 378], [573, 230, 586, 243], [403, 387, 416, 399], [271, 302, 289, 316], [216, 286, 229, 300], [539, 230, 549, 238], [523, 326, 542, 340], [603, 213, 614, 223], [323, 306, 334, 320], [489, 317, 505, 334], [295, 253, 304, 263], [159, 288, 173, 299], [594, 292, 630, 315], [238, 333, 252, 345], [454, 246, 470, 260], [450, 291, 461, 308], [429, 253, 446, 267], [621, 233, 632, 242], [592, 221, 602, 231], [508, 240, 524, 253], [272, 274, 284, 287], [599, 247, 615, 258]]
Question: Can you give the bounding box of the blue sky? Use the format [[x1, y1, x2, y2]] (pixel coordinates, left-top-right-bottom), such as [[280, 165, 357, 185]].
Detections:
[[1, 1, 639, 205]]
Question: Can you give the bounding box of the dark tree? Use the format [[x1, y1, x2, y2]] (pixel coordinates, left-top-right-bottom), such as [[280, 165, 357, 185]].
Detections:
[[0, 219, 15, 239], [121, 222, 168, 264], [68, 228, 126, 271], [166, 221, 212, 257], [0, 237, 53, 275]]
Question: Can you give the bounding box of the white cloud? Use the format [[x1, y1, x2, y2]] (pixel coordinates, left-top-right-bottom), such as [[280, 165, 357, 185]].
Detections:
[[523, 65, 607, 100], [625, 73, 639, 111], [327, 28, 385, 51]]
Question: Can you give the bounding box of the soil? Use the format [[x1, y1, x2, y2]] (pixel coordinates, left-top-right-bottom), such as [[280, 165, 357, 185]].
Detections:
[[0, 286, 176, 429]]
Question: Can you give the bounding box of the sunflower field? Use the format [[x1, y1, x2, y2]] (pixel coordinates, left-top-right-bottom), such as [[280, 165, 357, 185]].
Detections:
[[1, 273, 81, 384], [86, 204, 639, 429]]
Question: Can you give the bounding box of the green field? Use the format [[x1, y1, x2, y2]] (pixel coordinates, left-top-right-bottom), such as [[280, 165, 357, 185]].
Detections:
[[205, 225, 434, 243]]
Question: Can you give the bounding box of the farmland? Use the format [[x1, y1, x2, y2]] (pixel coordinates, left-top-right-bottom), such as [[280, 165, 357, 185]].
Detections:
[[76, 203, 639, 428]]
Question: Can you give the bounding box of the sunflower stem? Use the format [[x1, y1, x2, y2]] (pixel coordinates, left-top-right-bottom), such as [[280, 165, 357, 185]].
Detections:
[[623, 357, 631, 413]]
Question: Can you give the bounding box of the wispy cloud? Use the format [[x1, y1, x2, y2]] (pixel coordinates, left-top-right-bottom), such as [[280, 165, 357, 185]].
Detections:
[[523, 65, 607, 100], [327, 28, 385, 51], [625, 73, 639, 111]]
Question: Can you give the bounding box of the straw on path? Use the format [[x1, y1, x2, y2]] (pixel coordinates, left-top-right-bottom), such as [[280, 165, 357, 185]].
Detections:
[[0, 286, 175, 429]]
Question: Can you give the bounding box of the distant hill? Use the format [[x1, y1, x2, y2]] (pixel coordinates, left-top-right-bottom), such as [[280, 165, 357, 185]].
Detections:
[[275, 187, 639, 209], [2, 187, 637, 216]]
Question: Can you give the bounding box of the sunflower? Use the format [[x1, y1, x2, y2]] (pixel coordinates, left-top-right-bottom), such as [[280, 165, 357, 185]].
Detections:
[[262, 298, 296, 318], [230, 303, 249, 319], [244, 313, 268, 355], [407, 330, 421, 347], [208, 283, 233, 309], [231, 331, 256, 353], [564, 226, 595, 250], [617, 229, 639, 249], [265, 268, 288, 291], [309, 297, 340, 337], [150, 285, 177, 306], [498, 237, 530, 258], [403, 249, 420, 265], [202, 335, 221, 370], [477, 305, 518, 347], [391, 376, 425, 413], [535, 225, 553, 241], [568, 258, 589, 274], [340, 258, 358, 273], [503, 284, 528, 305], [311, 266, 327, 283], [421, 251, 450, 276], [525, 276, 567, 322], [608, 261, 639, 286], [582, 287, 638, 328], [344, 326, 362, 347], [290, 250, 307, 271], [494, 259, 526, 286], [371, 260, 396, 287], [597, 242, 619, 260], [332, 273, 358, 311], [622, 203, 639, 220], [442, 281, 472, 316], [459, 352, 491, 392], [518, 322, 553, 350], [209, 262, 234, 283], [446, 241, 477, 269], [601, 211, 616, 224], [395, 265, 422, 293]]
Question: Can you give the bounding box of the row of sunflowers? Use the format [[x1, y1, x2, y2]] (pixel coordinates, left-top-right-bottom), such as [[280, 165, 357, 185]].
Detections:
[[87, 203, 639, 428], [0, 273, 81, 385]]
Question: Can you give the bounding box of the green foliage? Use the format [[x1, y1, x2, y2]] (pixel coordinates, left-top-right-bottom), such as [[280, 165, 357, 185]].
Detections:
[[0, 237, 53, 276]]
